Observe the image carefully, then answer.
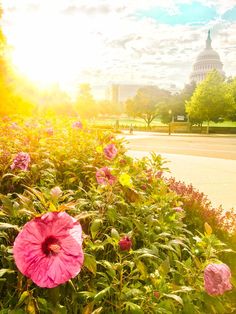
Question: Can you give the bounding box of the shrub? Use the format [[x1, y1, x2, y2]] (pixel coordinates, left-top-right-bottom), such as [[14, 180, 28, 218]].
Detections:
[[0, 115, 235, 313]]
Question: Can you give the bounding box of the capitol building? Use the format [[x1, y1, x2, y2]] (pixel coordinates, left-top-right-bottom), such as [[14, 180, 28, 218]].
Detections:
[[190, 30, 224, 84]]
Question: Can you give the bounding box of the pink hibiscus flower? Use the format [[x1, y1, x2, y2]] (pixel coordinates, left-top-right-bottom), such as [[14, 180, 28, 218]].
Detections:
[[11, 152, 30, 171], [72, 121, 83, 129], [13, 212, 84, 288], [173, 206, 184, 212], [96, 167, 116, 185], [50, 186, 62, 198], [204, 263, 232, 296], [104, 143, 117, 160], [45, 127, 54, 136]]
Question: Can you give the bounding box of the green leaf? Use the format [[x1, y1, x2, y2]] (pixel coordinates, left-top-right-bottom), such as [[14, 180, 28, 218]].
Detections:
[[204, 222, 212, 235], [136, 260, 148, 279], [111, 228, 119, 240], [90, 219, 103, 239], [124, 301, 143, 314], [0, 268, 15, 277], [16, 291, 30, 308], [77, 291, 95, 300], [91, 307, 103, 314], [0, 222, 20, 231], [163, 293, 183, 306], [84, 253, 97, 275], [94, 287, 110, 302], [159, 257, 170, 276]]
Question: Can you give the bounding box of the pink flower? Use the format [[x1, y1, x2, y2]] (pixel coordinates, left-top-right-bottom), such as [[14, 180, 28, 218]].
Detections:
[[10, 122, 19, 130], [72, 121, 83, 129], [11, 152, 30, 171], [46, 127, 54, 136], [96, 167, 116, 185], [104, 144, 117, 160], [50, 186, 62, 198], [13, 212, 84, 288], [153, 291, 160, 299], [119, 236, 132, 251], [173, 206, 184, 212], [204, 263, 232, 296]]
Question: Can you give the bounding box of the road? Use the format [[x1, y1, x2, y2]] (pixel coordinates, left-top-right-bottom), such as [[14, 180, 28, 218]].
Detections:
[[120, 132, 236, 210]]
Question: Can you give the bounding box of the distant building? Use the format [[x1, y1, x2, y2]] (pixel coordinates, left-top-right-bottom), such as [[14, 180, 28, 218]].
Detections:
[[108, 84, 153, 103], [190, 30, 224, 84]]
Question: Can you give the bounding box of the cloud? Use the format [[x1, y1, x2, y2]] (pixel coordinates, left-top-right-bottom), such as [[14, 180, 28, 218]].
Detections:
[[1, 0, 236, 95], [63, 4, 111, 15]]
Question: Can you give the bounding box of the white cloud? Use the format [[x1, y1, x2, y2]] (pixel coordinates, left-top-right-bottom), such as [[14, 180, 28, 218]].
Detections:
[[1, 0, 236, 96]]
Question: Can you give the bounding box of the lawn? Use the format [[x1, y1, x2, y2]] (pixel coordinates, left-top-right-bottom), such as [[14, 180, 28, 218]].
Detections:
[[91, 116, 236, 129]]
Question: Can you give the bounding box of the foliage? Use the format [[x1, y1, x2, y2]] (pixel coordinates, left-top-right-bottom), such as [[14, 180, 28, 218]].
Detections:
[[228, 77, 236, 121], [167, 177, 236, 242], [126, 86, 171, 127], [0, 7, 35, 116], [159, 82, 196, 124], [186, 70, 235, 133], [0, 115, 235, 313], [97, 100, 122, 116], [75, 84, 98, 119]]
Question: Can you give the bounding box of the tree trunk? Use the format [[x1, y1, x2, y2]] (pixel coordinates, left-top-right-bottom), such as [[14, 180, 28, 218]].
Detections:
[[206, 120, 209, 134]]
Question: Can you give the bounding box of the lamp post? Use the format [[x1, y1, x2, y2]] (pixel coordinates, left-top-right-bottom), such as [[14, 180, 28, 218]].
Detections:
[[168, 109, 172, 135]]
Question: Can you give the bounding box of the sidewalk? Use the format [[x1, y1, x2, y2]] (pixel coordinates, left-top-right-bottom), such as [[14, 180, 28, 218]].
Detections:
[[121, 130, 236, 138], [127, 150, 236, 210]]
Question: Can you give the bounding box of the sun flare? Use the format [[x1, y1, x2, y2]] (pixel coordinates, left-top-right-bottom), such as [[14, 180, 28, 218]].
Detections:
[[4, 9, 101, 89]]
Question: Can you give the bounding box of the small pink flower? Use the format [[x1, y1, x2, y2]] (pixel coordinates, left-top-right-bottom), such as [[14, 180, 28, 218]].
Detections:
[[96, 167, 116, 185], [50, 186, 62, 198], [72, 121, 83, 129], [11, 152, 30, 171], [13, 212, 84, 288], [46, 127, 54, 136], [204, 263, 232, 296], [119, 236, 132, 251], [173, 207, 184, 212], [153, 291, 160, 299], [155, 171, 163, 179], [104, 144, 117, 160], [10, 122, 19, 130]]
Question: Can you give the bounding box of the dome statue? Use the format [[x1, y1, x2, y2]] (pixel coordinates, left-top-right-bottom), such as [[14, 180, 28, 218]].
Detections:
[[190, 30, 224, 84]]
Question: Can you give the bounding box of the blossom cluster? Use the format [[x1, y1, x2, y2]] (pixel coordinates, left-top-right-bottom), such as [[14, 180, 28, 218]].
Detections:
[[10, 152, 31, 171]]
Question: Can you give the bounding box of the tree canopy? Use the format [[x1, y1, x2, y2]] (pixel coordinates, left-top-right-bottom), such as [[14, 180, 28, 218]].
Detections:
[[159, 82, 196, 124], [75, 84, 97, 119], [0, 5, 35, 116], [186, 70, 235, 133], [126, 86, 170, 127]]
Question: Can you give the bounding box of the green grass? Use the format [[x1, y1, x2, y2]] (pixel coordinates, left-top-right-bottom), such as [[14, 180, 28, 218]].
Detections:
[[203, 121, 236, 127], [91, 116, 236, 128]]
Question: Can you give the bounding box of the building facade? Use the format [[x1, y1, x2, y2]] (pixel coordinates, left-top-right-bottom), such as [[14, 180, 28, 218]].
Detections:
[[190, 30, 224, 84], [108, 84, 153, 104]]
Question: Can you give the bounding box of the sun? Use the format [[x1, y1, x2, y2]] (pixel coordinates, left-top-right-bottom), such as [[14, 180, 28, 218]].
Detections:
[[4, 8, 100, 89]]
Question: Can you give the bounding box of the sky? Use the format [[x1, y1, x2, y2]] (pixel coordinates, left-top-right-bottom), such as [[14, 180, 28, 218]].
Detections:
[[1, 0, 236, 98]]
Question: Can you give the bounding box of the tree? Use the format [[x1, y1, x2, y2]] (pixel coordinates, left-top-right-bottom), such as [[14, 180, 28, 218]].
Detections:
[[0, 5, 35, 116], [228, 77, 236, 121], [75, 84, 97, 119], [186, 70, 234, 133], [97, 100, 122, 116], [159, 82, 196, 124], [126, 86, 170, 128]]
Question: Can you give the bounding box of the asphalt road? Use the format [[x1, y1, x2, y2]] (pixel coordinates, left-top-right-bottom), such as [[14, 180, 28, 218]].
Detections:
[[123, 132, 236, 160], [121, 132, 236, 210]]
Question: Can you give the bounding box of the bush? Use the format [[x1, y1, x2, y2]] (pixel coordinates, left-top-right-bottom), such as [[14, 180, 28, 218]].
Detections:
[[0, 115, 235, 313]]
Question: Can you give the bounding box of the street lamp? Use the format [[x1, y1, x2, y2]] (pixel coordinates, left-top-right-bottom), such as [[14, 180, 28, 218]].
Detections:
[[168, 109, 172, 135]]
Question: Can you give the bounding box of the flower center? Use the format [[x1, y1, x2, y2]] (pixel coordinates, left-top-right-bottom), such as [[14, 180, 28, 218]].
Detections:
[[42, 236, 61, 256]]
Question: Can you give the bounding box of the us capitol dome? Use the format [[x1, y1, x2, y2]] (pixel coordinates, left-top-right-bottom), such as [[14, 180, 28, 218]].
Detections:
[[190, 30, 224, 84]]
